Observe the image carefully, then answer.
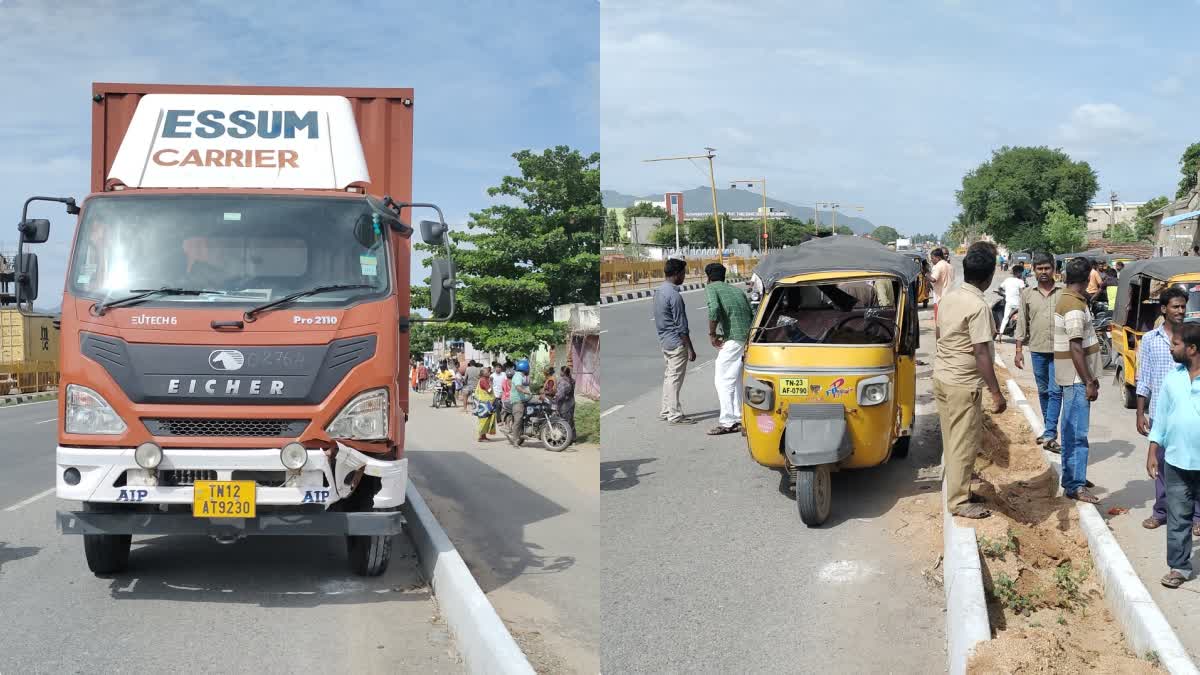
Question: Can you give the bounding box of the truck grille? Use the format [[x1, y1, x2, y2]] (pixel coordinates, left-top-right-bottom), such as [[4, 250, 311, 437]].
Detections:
[[142, 418, 309, 438], [159, 469, 218, 486]]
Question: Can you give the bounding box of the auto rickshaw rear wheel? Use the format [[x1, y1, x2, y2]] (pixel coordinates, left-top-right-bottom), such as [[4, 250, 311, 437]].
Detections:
[[891, 436, 910, 460], [1122, 383, 1137, 410], [795, 464, 832, 527]]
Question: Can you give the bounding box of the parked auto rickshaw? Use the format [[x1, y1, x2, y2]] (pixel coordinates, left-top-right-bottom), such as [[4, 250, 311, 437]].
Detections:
[[742, 236, 921, 526], [1111, 257, 1200, 408], [1053, 249, 1105, 282], [899, 251, 931, 307]]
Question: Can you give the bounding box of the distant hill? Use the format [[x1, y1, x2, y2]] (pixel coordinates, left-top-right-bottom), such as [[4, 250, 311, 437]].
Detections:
[[602, 188, 877, 235]]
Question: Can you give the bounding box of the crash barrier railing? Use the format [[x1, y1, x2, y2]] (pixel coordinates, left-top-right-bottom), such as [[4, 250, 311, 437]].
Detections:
[[601, 257, 759, 292], [0, 360, 59, 394]]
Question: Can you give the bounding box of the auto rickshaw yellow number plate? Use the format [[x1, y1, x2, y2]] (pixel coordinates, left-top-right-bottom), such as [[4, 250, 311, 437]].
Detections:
[[779, 377, 811, 396], [193, 480, 256, 518]]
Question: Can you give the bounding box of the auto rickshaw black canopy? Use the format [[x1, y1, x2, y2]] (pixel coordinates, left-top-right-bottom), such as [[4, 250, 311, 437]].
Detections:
[[756, 236, 921, 289], [1114, 257, 1200, 326]]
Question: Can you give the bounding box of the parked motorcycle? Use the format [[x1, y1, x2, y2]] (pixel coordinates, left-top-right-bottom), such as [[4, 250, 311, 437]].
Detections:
[[503, 397, 573, 451], [1091, 300, 1113, 369], [991, 291, 1017, 338], [431, 381, 456, 408]]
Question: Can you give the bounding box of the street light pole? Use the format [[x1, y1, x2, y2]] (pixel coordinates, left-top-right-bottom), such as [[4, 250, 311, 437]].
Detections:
[[732, 177, 769, 252], [644, 149, 725, 260]]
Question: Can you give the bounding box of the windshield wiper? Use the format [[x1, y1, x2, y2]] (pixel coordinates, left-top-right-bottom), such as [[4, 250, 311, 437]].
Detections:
[[92, 287, 225, 316], [243, 284, 376, 321]]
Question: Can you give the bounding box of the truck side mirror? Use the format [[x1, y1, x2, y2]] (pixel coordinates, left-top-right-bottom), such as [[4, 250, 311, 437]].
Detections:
[[429, 257, 456, 319], [420, 219, 447, 246], [16, 252, 38, 303], [19, 218, 50, 244]]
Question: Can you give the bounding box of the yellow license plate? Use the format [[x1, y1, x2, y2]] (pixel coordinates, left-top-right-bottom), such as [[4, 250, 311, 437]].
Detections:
[[193, 480, 256, 518], [779, 377, 810, 396]]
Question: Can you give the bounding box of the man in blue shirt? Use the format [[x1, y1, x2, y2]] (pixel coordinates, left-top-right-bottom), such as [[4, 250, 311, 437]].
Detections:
[[653, 258, 697, 424], [1135, 287, 1199, 530], [1146, 321, 1200, 589]]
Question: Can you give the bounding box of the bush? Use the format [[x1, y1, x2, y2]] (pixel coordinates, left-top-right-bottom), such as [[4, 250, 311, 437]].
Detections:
[[574, 400, 599, 445]]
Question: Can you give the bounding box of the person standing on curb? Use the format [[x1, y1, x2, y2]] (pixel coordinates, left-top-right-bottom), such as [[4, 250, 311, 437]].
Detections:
[[1146, 321, 1200, 589], [929, 248, 954, 324], [934, 243, 1006, 519], [1013, 252, 1063, 452], [1136, 287, 1200, 532], [703, 262, 753, 436], [1054, 257, 1103, 504], [653, 258, 697, 425]]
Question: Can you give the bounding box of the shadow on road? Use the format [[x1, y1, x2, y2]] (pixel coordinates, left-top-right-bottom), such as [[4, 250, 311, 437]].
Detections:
[[101, 533, 431, 607], [0, 541, 39, 572], [406, 450, 575, 594], [601, 458, 658, 491]]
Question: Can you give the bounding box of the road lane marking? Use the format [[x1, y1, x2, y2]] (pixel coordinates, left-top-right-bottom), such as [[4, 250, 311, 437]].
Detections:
[[36, 417, 57, 424], [600, 404, 625, 418], [599, 330, 608, 334], [689, 359, 714, 373], [3, 487, 55, 512], [0, 399, 56, 410]]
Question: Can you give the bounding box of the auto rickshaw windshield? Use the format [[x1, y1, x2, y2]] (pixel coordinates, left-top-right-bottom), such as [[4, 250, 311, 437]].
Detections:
[[753, 277, 899, 346]]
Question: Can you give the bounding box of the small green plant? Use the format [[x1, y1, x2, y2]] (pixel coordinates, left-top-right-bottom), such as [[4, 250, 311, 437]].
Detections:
[[978, 528, 1019, 560], [1030, 621, 1042, 628], [1054, 561, 1090, 609], [1145, 651, 1160, 666], [993, 572, 1038, 615], [1057, 614, 1067, 626]]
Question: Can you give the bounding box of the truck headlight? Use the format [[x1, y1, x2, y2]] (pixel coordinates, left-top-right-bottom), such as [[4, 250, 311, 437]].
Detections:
[[280, 442, 308, 470], [325, 388, 389, 440], [743, 376, 773, 411], [65, 384, 127, 435], [857, 375, 891, 407]]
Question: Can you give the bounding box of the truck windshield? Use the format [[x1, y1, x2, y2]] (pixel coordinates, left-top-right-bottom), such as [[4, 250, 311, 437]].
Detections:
[[68, 194, 389, 306]]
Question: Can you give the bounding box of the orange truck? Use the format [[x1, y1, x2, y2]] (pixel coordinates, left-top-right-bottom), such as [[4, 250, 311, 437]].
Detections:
[[12, 83, 455, 576]]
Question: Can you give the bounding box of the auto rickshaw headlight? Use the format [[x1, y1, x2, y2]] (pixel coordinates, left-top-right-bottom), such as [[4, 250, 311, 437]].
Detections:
[[744, 376, 773, 411], [857, 375, 891, 407]]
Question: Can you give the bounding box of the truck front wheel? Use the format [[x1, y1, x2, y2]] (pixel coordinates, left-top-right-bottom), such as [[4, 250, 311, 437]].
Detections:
[[82, 503, 131, 575], [347, 533, 392, 576]]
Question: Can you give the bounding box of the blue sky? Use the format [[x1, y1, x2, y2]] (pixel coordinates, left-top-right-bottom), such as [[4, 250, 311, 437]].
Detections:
[[601, 0, 1198, 236], [0, 0, 598, 304]]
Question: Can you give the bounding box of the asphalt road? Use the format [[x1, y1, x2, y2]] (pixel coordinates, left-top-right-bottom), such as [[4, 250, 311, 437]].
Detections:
[[405, 391, 598, 674], [599, 288, 945, 673], [0, 399, 462, 674]]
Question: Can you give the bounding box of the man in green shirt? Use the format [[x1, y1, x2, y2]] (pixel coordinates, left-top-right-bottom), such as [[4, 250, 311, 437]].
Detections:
[[705, 262, 754, 435]]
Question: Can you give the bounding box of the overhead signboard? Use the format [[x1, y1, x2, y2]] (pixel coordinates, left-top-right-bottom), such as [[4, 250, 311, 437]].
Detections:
[[107, 94, 371, 190]]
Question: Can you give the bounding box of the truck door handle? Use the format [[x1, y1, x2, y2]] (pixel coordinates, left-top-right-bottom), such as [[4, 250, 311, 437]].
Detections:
[[211, 320, 245, 330]]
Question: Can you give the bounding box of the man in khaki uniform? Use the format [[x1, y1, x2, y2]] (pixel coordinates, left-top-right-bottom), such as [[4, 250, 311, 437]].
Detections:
[[934, 242, 1007, 518]]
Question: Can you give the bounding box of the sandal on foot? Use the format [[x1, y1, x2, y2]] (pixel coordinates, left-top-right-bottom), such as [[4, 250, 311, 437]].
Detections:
[[1043, 439, 1061, 453], [1161, 571, 1188, 589], [952, 503, 992, 519], [1143, 517, 1166, 529], [706, 425, 739, 435], [1066, 488, 1100, 504]]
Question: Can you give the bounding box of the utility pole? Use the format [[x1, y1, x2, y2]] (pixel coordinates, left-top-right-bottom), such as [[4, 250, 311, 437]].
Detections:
[[644, 149, 725, 259], [732, 178, 769, 251], [1110, 190, 1118, 230]]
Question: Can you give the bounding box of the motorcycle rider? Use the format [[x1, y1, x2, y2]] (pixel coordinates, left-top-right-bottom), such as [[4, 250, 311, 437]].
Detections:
[[507, 359, 533, 446], [996, 264, 1025, 340]]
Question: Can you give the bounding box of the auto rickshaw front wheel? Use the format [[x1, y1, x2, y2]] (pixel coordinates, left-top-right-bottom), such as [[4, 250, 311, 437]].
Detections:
[[795, 464, 832, 527]]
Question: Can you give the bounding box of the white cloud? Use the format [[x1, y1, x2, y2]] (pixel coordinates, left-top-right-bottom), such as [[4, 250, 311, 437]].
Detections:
[[1153, 76, 1183, 96], [1056, 103, 1151, 146]]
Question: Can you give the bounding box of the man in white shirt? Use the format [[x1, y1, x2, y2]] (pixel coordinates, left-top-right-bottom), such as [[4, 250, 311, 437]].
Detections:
[[929, 247, 955, 322], [997, 264, 1026, 339]]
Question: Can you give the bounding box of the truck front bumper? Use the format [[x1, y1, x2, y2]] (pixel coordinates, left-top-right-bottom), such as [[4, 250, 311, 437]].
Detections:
[[55, 443, 407, 509], [56, 509, 405, 536]]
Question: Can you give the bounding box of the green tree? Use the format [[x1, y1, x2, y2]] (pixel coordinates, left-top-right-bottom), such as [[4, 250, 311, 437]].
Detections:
[[624, 201, 669, 219], [833, 224, 855, 236], [420, 146, 599, 355], [687, 213, 727, 247], [1134, 195, 1169, 241], [1042, 199, 1087, 253], [649, 219, 683, 247], [1106, 222, 1138, 243], [771, 218, 815, 247], [957, 146, 1098, 249], [1177, 143, 1200, 200], [603, 208, 624, 245], [871, 225, 901, 244], [409, 323, 435, 356]]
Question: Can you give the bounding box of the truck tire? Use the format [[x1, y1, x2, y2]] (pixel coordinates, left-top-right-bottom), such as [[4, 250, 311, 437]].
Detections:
[[795, 464, 832, 527], [347, 533, 392, 577], [82, 503, 131, 575]]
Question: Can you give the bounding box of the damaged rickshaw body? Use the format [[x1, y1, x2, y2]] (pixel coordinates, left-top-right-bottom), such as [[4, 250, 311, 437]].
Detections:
[[741, 236, 921, 526]]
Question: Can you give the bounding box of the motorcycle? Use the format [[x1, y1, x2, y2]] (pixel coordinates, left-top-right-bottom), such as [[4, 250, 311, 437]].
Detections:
[[431, 381, 457, 408], [1091, 300, 1113, 369], [504, 397, 573, 451], [991, 291, 1017, 338]]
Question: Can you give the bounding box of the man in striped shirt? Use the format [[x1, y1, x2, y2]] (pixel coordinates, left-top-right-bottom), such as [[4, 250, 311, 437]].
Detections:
[[1053, 257, 1103, 503]]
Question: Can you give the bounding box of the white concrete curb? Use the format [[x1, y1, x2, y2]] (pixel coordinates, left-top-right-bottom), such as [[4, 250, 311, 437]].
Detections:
[[943, 501, 992, 675], [402, 482, 535, 675], [997, 357, 1198, 674]]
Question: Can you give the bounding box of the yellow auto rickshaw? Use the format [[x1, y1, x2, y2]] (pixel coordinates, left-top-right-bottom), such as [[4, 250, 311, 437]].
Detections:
[[1111, 257, 1200, 408], [742, 236, 921, 526]]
